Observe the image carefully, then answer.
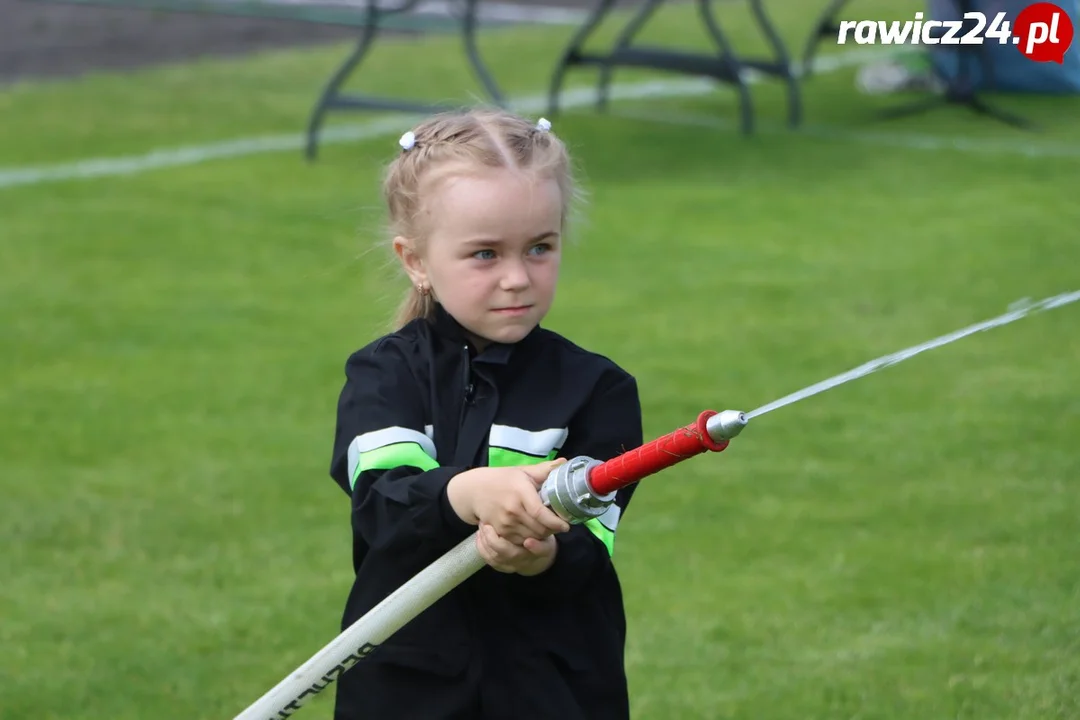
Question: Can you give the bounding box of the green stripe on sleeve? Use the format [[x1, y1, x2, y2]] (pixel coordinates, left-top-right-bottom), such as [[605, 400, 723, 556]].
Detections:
[[487, 446, 557, 468], [351, 441, 440, 489]]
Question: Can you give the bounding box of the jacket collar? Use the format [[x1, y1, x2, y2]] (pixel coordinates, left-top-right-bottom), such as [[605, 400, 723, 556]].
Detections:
[[426, 302, 540, 365]]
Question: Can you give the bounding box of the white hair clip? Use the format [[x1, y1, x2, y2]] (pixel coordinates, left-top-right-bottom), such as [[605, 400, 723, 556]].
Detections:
[[536, 118, 552, 133], [398, 131, 416, 151]]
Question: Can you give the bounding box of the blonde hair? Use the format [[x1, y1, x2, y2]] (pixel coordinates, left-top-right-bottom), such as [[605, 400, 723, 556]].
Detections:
[[381, 107, 579, 330]]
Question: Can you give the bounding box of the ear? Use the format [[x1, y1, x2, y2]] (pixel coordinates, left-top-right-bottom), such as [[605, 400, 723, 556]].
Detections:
[[392, 236, 428, 287]]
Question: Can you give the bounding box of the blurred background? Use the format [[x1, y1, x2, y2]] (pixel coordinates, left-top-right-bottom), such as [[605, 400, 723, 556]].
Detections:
[[2, 1, 1079, 718]]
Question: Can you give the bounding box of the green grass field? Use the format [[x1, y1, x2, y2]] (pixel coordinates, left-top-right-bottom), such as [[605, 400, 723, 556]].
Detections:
[[3, 1, 1079, 718]]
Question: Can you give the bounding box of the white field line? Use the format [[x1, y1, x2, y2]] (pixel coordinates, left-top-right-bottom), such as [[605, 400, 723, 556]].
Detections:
[[615, 105, 1080, 159], [5, 46, 1056, 190], [212, 0, 593, 25], [402, 0, 591, 25]]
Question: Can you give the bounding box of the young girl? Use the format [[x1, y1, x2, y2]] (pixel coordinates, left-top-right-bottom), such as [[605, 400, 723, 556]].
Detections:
[[328, 108, 644, 720]]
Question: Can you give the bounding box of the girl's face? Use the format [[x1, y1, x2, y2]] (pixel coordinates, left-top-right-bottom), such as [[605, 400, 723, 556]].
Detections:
[[399, 166, 564, 349]]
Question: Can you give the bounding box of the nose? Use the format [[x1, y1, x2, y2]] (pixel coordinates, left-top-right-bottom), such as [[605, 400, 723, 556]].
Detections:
[[500, 258, 531, 292]]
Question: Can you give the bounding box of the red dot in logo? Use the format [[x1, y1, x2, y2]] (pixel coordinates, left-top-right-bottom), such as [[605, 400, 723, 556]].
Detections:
[[1013, 2, 1074, 64]]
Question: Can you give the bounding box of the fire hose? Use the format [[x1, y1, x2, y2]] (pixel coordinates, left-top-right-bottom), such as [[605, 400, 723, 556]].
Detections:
[[232, 288, 1079, 720], [233, 408, 749, 720]]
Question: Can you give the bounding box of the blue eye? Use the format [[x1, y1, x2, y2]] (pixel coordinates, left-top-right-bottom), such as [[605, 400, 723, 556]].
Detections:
[[473, 249, 496, 260], [529, 243, 550, 256]]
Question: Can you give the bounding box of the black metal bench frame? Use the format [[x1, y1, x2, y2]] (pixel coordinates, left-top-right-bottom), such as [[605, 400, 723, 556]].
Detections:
[[29, 0, 812, 154], [305, 0, 509, 159], [546, 0, 803, 135]]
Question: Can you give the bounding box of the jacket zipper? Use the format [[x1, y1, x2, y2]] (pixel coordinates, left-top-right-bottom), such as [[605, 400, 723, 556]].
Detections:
[[459, 344, 475, 436], [462, 344, 476, 405]]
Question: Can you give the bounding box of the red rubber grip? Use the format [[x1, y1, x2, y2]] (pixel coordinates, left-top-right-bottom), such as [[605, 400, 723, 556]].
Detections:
[[588, 410, 730, 496]]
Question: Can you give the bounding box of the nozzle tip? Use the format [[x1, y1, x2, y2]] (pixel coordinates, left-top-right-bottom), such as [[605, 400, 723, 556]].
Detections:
[[707, 409, 748, 441]]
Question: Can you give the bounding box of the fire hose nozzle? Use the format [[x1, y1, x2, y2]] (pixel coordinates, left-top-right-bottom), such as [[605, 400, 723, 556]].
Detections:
[[706, 409, 748, 442], [538, 410, 748, 524]]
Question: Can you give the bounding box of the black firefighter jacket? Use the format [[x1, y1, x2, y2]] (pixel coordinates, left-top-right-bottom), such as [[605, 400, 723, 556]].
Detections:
[[328, 302, 644, 720]]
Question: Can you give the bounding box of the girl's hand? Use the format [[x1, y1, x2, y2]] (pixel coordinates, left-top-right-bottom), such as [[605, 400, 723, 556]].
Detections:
[[447, 459, 570, 544], [476, 523, 558, 576]]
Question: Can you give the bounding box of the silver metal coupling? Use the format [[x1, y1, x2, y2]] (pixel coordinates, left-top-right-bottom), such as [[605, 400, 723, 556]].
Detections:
[[538, 455, 615, 524]]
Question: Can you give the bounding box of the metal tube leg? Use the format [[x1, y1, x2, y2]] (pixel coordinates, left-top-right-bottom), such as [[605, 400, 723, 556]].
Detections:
[[698, 0, 753, 135], [547, 0, 616, 116], [461, 0, 506, 106], [305, 0, 380, 161], [748, 0, 801, 128], [597, 0, 664, 112], [801, 0, 850, 78]]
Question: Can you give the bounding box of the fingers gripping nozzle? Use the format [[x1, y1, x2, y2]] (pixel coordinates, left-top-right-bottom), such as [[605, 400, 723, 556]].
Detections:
[[538, 456, 613, 525]]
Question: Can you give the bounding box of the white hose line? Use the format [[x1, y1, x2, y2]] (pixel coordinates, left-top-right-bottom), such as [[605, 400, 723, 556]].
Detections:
[[746, 289, 1080, 420], [233, 533, 484, 720], [234, 289, 1080, 719]]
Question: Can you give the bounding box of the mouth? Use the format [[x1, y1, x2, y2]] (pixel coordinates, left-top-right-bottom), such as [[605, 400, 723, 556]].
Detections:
[[493, 305, 532, 315]]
